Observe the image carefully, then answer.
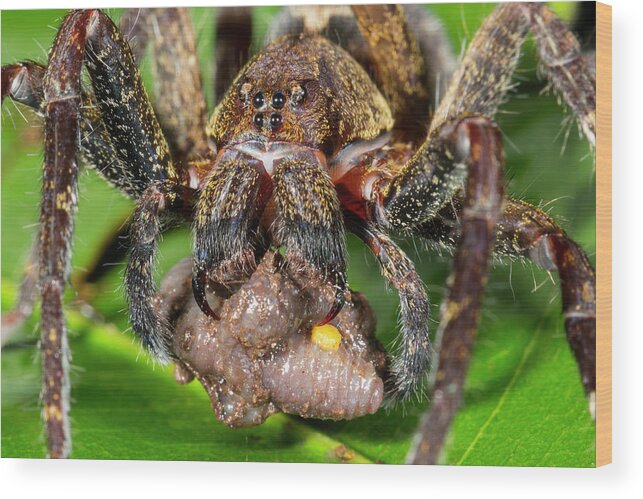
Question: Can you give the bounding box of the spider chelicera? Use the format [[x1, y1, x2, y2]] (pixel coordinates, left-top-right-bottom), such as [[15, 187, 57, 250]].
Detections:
[[1, 3, 596, 463]]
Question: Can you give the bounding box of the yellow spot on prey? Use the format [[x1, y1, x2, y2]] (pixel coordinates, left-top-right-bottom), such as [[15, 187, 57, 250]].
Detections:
[[311, 324, 342, 352]]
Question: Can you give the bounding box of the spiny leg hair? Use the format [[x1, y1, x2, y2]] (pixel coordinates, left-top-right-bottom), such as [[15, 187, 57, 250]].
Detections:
[[126, 182, 195, 361], [406, 116, 505, 465], [119, 8, 210, 162], [273, 153, 348, 325], [3, 9, 183, 457], [346, 214, 431, 401], [421, 198, 597, 402], [380, 3, 596, 464], [192, 152, 272, 318]]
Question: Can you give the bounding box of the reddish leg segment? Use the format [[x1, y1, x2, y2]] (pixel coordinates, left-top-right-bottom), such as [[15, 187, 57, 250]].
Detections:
[[498, 200, 596, 398], [416, 197, 597, 402], [20, 9, 178, 457], [406, 116, 505, 465], [36, 11, 98, 457]]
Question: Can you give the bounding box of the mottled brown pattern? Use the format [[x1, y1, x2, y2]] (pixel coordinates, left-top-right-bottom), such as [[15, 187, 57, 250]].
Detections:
[[119, 8, 210, 161], [266, 4, 455, 134], [273, 153, 348, 322], [208, 35, 393, 155], [160, 254, 386, 426], [192, 151, 271, 310], [407, 117, 505, 465], [352, 4, 429, 143]]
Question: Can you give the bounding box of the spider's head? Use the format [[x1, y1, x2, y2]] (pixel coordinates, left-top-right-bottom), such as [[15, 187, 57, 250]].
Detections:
[[207, 35, 393, 156]]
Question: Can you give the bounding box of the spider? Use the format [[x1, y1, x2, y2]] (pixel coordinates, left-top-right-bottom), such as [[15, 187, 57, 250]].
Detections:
[[1, 3, 596, 464]]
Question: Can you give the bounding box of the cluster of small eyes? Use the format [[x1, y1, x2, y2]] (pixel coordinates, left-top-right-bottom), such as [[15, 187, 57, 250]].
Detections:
[[248, 86, 307, 132]]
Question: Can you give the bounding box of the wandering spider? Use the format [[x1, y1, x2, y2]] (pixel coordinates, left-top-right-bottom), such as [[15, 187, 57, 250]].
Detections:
[[1, 4, 596, 464]]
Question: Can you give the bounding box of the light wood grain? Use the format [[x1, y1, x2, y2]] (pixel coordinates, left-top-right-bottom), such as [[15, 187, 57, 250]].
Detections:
[[596, 1, 612, 468]]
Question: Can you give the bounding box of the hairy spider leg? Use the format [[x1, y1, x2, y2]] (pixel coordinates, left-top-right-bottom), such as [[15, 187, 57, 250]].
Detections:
[[418, 197, 597, 401], [404, 117, 505, 465], [3, 9, 191, 457], [1, 62, 137, 194], [193, 148, 347, 325], [79, 7, 246, 295], [345, 214, 431, 401], [36, 11, 97, 458], [1, 12, 207, 322], [119, 8, 210, 163], [272, 152, 348, 325], [79, 7, 211, 290], [522, 3, 595, 145], [428, 3, 595, 144], [367, 3, 595, 464], [98, 7, 288, 319], [126, 182, 196, 360], [375, 4, 530, 232], [0, 65, 47, 337], [1, 62, 124, 337], [214, 7, 253, 105], [192, 150, 273, 318], [496, 200, 596, 400]]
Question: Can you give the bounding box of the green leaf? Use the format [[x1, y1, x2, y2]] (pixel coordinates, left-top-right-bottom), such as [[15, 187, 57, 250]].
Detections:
[[1, 289, 371, 463], [2, 4, 595, 465]]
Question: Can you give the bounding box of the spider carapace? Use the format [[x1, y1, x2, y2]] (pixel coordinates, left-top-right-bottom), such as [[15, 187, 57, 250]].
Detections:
[[192, 34, 397, 334]]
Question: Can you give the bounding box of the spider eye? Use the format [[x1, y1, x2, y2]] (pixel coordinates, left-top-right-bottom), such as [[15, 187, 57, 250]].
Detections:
[[269, 113, 283, 129], [253, 113, 264, 129], [271, 92, 286, 109], [253, 92, 265, 109], [291, 85, 306, 106]]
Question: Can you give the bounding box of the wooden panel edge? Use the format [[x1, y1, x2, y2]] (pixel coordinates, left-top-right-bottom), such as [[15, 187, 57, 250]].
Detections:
[[595, 1, 612, 468]]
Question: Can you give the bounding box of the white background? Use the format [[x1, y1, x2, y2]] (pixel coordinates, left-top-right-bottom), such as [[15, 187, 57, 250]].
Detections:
[[1, 0, 640, 497]]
